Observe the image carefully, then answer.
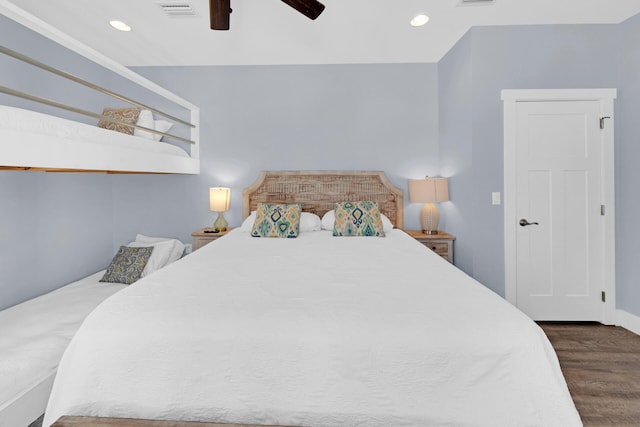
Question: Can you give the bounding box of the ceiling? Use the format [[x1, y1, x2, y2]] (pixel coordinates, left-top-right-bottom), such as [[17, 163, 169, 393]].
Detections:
[[5, 0, 640, 66]]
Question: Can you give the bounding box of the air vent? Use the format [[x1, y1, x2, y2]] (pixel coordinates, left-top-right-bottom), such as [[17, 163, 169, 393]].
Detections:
[[459, 0, 494, 4], [157, 2, 196, 16]]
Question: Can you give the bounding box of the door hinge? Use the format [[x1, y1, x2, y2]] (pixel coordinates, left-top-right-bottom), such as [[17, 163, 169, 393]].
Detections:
[[600, 116, 611, 129], [602, 291, 606, 302], [601, 205, 605, 216]]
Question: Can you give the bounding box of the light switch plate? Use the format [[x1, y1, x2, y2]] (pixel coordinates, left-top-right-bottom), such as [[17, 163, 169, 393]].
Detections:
[[492, 192, 501, 205]]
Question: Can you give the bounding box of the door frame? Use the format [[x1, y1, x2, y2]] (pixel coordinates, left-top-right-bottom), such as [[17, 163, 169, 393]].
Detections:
[[502, 89, 617, 324]]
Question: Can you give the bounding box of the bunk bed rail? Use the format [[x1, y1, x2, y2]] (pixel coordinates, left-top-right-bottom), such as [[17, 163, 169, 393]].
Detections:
[[0, 0, 200, 174]]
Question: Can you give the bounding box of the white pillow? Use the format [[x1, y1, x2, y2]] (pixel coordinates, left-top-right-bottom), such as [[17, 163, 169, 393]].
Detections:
[[133, 109, 155, 140], [300, 212, 322, 232], [380, 214, 394, 232], [240, 212, 256, 232], [153, 120, 173, 141], [133, 110, 174, 142], [321, 210, 394, 232], [240, 211, 321, 232], [321, 210, 335, 231], [135, 234, 185, 263], [128, 240, 174, 277]]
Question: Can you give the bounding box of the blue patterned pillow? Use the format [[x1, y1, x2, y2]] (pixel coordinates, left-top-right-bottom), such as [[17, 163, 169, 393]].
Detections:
[[100, 246, 153, 285], [251, 203, 302, 238], [333, 201, 385, 237]]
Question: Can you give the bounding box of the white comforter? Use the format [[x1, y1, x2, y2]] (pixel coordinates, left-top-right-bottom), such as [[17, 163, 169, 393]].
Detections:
[[44, 230, 581, 427], [0, 272, 125, 411]]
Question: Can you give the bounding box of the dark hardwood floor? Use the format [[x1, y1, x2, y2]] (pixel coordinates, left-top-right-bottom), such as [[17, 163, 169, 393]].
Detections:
[[540, 322, 640, 426]]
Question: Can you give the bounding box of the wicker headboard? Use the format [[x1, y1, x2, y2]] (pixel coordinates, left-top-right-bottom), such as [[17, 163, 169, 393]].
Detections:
[[242, 171, 404, 229]]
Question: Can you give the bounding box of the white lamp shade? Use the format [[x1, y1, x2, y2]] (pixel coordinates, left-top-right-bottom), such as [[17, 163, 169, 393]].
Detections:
[[209, 187, 230, 212], [408, 177, 449, 203]]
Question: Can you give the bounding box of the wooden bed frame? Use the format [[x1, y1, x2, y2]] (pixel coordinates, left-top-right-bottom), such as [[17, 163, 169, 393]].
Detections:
[[52, 416, 296, 427], [242, 171, 404, 229]]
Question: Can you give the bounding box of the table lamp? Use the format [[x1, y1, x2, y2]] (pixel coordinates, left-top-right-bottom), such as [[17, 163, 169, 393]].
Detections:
[[408, 177, 449, 235], [209, 187, 230, 232]]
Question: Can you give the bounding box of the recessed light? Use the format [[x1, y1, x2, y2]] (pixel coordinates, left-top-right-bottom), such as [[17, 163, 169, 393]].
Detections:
[[109, 20, 131, 32], [410, 14, 429, 27]]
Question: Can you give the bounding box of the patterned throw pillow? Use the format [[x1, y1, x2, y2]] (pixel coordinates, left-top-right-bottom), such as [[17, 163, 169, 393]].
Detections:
[[333, 201, 386, 237], [100, 246, 153, 285], [251, 203, 302, 238], [97, 107, 141, 135]]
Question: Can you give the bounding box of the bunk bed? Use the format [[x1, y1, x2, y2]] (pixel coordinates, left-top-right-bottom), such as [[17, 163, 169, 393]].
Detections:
[[0, 1, 200, 174], [0, 232, 187, 427], [0, 273, 126, 427]]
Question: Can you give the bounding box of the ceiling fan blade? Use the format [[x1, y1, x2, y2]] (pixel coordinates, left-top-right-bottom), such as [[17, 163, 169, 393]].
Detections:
[[210, 0, 231, 30], [280, 0, 325, 20]]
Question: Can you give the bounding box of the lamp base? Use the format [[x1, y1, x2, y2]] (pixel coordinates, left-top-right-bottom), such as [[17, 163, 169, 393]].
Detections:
[[213, 212, 228, 232], [420, 202, 440, 235], [422, 229, 439, 235]]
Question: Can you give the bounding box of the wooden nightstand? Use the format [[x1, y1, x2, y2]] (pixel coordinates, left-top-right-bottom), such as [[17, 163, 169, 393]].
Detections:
[[191, 228, 232, 250], [404, 230, 456, 263]]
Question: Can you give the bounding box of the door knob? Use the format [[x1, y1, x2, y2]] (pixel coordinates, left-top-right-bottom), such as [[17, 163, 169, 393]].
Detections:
[[519, 219, 539, 227]]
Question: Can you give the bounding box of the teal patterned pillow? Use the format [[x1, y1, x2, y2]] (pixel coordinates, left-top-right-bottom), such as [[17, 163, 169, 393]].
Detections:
[[251, 203, 302, 238], [100, 246, 153, 285], [333, 201, 386, 237]]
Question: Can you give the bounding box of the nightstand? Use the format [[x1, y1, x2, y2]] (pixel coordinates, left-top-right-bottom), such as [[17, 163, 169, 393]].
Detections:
[[405, 230, 455, 263], [191, 228, 232, 250]]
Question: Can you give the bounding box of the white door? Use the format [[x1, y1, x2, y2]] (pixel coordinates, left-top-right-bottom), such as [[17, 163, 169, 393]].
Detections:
[[503, 89, 616, 323]]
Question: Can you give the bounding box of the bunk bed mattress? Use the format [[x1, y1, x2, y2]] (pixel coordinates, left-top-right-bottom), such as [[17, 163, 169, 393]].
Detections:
[[0, 105, 188, 157], [0, 272, 125, 414], [44, 229, 580, 426]]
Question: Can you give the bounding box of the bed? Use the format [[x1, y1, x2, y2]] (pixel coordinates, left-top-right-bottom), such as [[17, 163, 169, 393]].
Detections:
[[0, 272, 125, 427], [0, 234, 187, 427], [42, 171, 581, 427], [0, 105, 198, 174], [0, 3, 200, 174]]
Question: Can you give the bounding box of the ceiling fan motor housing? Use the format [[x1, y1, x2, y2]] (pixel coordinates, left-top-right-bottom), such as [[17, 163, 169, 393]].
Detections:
[[210, 0, 325, 30]]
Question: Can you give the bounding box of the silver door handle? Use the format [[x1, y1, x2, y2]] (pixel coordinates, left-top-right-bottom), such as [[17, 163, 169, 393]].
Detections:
[[519, 219, 539, 227]]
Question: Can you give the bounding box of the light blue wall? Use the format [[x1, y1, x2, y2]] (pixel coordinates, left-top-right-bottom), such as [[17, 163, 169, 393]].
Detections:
[[1, 16, 439, 309], [0, 173, 114, 309], [471, 24, 617, 294], [126, 64, 439, 243], [437, 21, 640, 316], [438, 32, 473, 276], [4, 11, 640, 318], [616, 13, 640, 315], [0, 16, 117, 310]]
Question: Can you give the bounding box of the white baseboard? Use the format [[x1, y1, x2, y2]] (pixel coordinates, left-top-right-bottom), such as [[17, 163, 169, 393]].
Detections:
[[616, 309, 640, 336]]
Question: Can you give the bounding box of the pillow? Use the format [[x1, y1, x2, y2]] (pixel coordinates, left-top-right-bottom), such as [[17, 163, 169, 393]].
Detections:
[[133, 109, 155, 140], [133, 110, 175, 142], [380, 214, 394, 232], [100, 246, 153, 285], [300, 212, 322, 232], [242, 211, 321, 233], [321, 210, 335, 231], [98, 107, 141, 135], [240, 212, 257, 231], [135, 234, 185, 263], [251, 203, 302, 238], [153, 120, 173, 141], [128, 240, 175, 277], [322, 209, 394, 233], [332, 201, 386, 237]]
